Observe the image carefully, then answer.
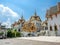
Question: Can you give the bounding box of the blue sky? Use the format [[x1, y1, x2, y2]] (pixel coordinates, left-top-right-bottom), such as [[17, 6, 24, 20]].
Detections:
[[0, 0, 60, 27]]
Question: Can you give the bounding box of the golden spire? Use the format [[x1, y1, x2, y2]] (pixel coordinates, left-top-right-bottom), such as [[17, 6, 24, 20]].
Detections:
[[21, 13, 24, 20], [34, 9, 37, 16], [21, 15, 23, 19]]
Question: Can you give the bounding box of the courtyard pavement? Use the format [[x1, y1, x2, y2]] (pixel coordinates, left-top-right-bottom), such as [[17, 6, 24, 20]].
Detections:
[[0, 36, 60, 45]]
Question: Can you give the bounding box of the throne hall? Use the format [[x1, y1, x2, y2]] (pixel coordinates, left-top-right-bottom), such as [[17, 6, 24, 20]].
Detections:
[[12, 11, 47, 37]]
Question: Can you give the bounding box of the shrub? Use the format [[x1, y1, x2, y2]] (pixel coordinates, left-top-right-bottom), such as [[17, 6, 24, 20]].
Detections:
[[16, 32, 21, 37], [7, 30, 12, 38], [0, 32, 4, 35], [7, 30, 21, 38]]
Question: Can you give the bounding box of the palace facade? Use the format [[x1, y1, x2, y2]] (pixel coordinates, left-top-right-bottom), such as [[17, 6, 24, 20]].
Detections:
[[12, 2, 60, 36], [46, 2, 60, 36], [12, 11, 48, 37]]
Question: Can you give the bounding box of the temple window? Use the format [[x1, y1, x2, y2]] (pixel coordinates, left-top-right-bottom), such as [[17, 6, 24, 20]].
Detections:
[[45, 23, 48, 25], [50, 26, 52, 31], [45, 27, 48, 30], [36, 23, 39, 27], [54, 25, 58, 31], [18, 29, 20, 32]]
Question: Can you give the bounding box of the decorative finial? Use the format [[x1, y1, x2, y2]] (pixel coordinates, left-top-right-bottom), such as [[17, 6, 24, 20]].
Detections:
[[21, 13, 23, 19], [34, 9, 37, 16]]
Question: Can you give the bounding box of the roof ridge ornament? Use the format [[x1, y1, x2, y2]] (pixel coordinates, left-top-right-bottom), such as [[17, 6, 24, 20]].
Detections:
[[34, 9, 37, 16], [21, 13, 24, 20]]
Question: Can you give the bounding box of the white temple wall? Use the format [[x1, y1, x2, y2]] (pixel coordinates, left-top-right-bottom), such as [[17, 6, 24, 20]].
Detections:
[[48, 14, 60, 36]]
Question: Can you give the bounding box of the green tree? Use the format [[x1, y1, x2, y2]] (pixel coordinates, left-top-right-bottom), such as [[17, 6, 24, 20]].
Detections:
[[16, 32, 21, 37], [7, 30, 12, 38], [7, 29, 21, 38], [0, 32, 4, 35]]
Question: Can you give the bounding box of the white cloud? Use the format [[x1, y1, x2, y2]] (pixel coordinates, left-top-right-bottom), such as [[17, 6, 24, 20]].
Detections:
[[0, 4, 19, 18], [0, 4, 20, 28]]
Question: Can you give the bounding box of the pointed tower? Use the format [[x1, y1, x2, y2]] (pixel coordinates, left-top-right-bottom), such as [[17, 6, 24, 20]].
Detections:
[[34, 9, 37, 16], [19, 13, 25, 24], [20, 12, 24, 19], [21, 15, 24, 20], [30, 9, 41, 21]]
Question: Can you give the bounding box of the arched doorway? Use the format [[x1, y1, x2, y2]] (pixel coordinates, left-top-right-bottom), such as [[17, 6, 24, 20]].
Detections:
[[54, 24, 58, 36], [50, 26, 52, 31], [18, 29, 20, 32], [54, 25, 58, 31]]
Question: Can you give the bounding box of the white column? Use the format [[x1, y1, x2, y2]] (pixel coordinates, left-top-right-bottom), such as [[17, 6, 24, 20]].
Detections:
[[52, 25, 56, 36], [57, 25, 60, 36], [48, 24, 50, 36]]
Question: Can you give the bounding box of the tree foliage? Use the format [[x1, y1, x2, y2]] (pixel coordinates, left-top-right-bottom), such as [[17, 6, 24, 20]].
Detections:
[[7, 30, 21, 38]]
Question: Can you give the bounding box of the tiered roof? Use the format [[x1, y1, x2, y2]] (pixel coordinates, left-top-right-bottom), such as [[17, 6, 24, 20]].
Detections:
[[46, 2, 60, 18], [30, 10, 41, 21]]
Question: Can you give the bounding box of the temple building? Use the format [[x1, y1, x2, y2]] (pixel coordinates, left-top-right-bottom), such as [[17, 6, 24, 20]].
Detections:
[[46, 2, 60, 36], [30, 11, 42, 32], [21, 21, 37, 36], [12, 16, 25, 32], [12, 11, 44, 37], [41, 20, 48, 36]]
